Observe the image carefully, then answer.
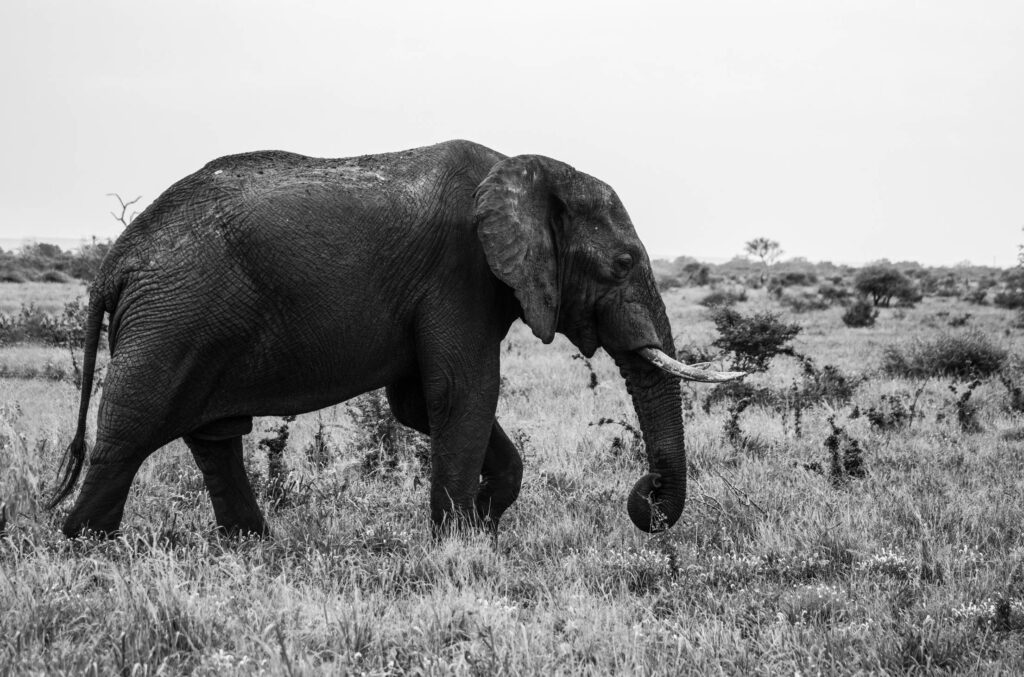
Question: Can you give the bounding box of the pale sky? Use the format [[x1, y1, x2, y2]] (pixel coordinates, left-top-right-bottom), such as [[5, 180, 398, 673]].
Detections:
[[1, 1, 1022, 266]]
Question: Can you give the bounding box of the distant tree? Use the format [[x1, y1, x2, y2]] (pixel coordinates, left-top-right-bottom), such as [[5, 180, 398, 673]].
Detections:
[[744, 237, 783, 286], [854, 264, 918, 307], [682, 261, 710, 286]]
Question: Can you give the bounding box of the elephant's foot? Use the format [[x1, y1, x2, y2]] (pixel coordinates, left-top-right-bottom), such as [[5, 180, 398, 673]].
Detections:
[[184, 434, 270, 539]]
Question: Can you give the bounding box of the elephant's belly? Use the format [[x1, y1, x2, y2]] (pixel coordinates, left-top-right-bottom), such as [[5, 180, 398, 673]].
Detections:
[[211, 336, 417, 418]]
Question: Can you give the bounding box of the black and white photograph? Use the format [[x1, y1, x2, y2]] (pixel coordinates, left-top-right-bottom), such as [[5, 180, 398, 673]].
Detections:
[[1, 1, 1023, 673]]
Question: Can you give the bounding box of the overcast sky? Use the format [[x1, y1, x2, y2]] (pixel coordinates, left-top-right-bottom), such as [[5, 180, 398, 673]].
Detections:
[[1, 1, 1022, 266]]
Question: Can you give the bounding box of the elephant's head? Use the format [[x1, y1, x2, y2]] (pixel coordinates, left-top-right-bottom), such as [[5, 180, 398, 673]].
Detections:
[[474, 155, 743, 533]]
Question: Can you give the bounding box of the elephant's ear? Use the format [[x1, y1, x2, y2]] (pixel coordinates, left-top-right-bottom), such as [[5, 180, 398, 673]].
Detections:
[[473, 155, 573, 343]]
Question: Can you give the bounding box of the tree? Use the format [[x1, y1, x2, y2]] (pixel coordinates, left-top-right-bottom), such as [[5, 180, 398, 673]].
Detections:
[[744, 237, 783, 286], [854, 264, 917, 307]]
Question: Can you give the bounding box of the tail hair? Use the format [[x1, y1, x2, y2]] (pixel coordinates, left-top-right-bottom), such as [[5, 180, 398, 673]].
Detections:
[[47, 293, 104, 510], [47, 432, 87, 510]]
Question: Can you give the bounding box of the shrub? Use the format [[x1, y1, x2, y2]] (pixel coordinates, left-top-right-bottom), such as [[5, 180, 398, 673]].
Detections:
[[0, 268, 28, 283], [702, 380, 778, 413], [818, 283, 851, 304], [699, 287, 747, 308], [257, 415, 296, 506], [796, 356, 862, 405], [774, 271, 819, 287], [947, 380, 983, 433], [961, 289, 987, 305], [824, 415, 868, 486], [841, 298, 879, 327], [993, 289, 1024, 309], [681, 262, 710, 286], [881, 329, 1008, 380], [349, 389, 430, 477], [854, 265, 918, 307], [859, 389, 923, 431], [779, 292, 830, 313], [655, 272, 683, 292], [39, 269, 72, 283], [710, 307, 801, 372]]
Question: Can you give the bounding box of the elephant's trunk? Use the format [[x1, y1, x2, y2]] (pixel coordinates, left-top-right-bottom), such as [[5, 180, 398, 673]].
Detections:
[[614, 349, 689, 533]]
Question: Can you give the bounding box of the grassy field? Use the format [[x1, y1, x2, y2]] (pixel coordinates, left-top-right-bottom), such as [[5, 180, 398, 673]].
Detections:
[[2, 283, 1024, 674]]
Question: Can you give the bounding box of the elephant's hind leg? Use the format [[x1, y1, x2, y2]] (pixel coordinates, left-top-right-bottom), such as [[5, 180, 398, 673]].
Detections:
[[62, 451, 147, 538], [184, 433, 268, 537]]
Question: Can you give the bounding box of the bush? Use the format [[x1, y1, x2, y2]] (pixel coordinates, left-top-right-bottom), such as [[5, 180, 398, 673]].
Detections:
[[841, 298, 879, 327], [774, 271, 819, 287], [0, 268, 28, 283], [993, 290, 1024, 309], [818, 283, 851, 304], [348, 389, 430, 477], [39, 269, 72, 283], [710, 307, 801, 372], [699, 287, 747, 308], [881, 329, 1008, 380], [655, 273, 683, 292], [779, 292, 830, 313], [961, 289, 987, 305], [0, 301, 89, 347], [854, 265, 918, 307], [797, 356, 862, 405]]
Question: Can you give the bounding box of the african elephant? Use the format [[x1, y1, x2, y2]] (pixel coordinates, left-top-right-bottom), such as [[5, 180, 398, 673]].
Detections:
[[49, 139, 742, 538]]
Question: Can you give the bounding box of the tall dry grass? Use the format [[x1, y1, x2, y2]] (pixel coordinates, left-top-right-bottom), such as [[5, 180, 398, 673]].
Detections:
[[1, 284, 1024, 673]]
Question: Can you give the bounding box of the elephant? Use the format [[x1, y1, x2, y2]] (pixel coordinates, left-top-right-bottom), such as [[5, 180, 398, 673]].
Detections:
[[48, 139, 743, 539]]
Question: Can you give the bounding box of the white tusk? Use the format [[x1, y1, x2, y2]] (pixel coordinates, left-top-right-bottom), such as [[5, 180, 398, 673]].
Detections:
[[637, 347, 746, 383]]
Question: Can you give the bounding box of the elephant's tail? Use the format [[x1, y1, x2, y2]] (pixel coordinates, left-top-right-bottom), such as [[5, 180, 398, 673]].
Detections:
[[48, 294, 105, 510]]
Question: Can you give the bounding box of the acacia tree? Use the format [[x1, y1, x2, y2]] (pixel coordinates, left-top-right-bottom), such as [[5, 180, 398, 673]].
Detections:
[[854, 264, 917, 307], [744, 237, 783, 286]]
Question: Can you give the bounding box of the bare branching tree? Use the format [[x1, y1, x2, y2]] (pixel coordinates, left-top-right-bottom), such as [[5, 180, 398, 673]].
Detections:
[[744, 237, 783, 286], [108, 193, 141, 228]]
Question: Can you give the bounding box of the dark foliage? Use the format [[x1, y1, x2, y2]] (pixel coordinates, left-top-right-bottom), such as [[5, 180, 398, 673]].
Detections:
[[860, 389, 923, 431], [778, 291, 830, 313], [699, 287, 748, 308], [257, 415, 296, 505], [796, 355, 862, 405], [993, 289, 1024, 309], [947, 380, 983, 433], [823, 415, 868, 486], [841, 297, 879, 327], [818, 283, 852, 304], [590, 417, 645, 464], [0, 301, 88, 347], [572, 353, 599, 389], [882, 330, 1007, 380], [702, 380, 778, 413], [349, 389, 430, 477], [710, 307, 801, 372], [998, 372, 1024, 414], [854, 265, 919, 307]]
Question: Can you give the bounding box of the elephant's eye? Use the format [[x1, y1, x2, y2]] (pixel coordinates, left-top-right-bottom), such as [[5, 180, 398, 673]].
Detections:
[[612, 253, 633, 279]]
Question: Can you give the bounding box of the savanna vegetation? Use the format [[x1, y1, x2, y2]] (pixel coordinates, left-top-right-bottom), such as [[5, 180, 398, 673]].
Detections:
[[3, 245, 1024, 674]]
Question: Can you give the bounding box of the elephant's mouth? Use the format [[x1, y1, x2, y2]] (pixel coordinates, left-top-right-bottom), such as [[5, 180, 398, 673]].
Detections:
[[635, 347, 745, 383]]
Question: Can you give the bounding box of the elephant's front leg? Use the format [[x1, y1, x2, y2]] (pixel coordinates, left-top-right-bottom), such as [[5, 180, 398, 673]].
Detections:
[[419, 349, 502, 533], [476, 422, 523, 531], [388, 374, 521, 532], [428, 423, 492, 531]]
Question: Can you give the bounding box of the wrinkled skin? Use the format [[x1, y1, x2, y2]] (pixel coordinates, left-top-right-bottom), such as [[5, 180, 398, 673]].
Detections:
[[52, 140, 694, 538]]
